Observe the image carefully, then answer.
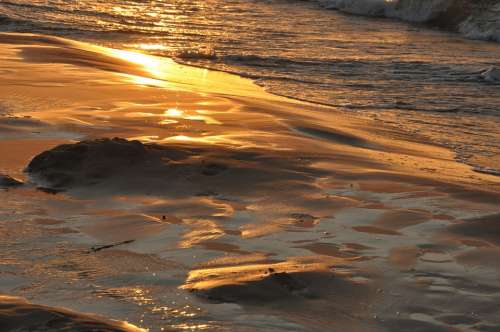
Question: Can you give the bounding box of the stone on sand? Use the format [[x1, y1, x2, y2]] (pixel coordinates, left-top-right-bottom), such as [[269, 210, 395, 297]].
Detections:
[[25, 138, 149, 189]]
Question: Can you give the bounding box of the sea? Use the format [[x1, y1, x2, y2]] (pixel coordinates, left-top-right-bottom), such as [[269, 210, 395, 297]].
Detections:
[[0, 0, 499, 173]]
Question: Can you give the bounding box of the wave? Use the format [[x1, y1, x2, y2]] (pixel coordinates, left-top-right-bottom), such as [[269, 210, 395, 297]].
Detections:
[[0, 0, 122, 21], [317, 0, 500, 42], [0, 13, 76, 32]]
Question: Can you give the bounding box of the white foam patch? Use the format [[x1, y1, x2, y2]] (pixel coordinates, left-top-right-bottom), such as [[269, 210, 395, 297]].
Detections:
[[318, 0, 500, 42]]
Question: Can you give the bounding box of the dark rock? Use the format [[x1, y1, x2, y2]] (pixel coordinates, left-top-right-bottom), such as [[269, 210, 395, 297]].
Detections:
[[25, 138, 147, 189]]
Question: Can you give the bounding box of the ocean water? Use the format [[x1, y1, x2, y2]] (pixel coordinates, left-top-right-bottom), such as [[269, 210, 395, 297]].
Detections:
[[0, 0, 499, 173]]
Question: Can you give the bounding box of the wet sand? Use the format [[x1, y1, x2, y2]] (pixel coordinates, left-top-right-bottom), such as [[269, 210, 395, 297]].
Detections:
[[0, 32, 499, 331], [0, 295, 145, 331]]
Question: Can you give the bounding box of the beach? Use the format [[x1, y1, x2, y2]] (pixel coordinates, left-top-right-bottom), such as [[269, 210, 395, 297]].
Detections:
[[0, 32, 499, 331]]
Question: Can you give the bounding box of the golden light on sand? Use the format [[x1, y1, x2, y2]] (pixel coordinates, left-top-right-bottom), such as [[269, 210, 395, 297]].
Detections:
[[128, 75, 166, 87], [71, 38, 271, 98], [109, 49, 162, 69], [104, 48, 175, 83], [124, 112, 157, 118], [165, 108, 184, 117], [164, 135, 233, 145], [180, 257, 342, 291], [166, 135, 204, 142], [159, 119, 179, 125], [162, 108, 222, 125]]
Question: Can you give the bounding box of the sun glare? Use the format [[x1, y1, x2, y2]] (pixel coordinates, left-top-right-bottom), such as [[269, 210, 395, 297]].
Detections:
[[105, 48, 174, 81], [165, 108, 184, 117]]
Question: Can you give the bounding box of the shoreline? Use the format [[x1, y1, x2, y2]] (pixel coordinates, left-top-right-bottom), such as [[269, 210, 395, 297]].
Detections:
[[0, 32, 499, 331]]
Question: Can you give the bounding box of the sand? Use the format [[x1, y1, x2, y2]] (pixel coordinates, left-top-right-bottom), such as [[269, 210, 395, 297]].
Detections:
[[0, 295, 145, 332], [0, 32, 499, 331]]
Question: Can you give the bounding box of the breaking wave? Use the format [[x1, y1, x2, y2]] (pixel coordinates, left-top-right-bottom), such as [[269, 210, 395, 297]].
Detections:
[[317, 0, 500, 42]]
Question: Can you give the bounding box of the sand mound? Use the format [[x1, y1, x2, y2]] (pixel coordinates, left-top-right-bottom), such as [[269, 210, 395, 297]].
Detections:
[[189, 270, 331, 304], [26, 138, 149, 188], [182, 256, 365, 305], [0, 295, 144, 332], [25, 138, 321, 197]]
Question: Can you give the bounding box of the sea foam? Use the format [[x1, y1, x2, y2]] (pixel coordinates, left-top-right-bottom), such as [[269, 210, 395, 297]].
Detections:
[[318, 0, 500, 42]]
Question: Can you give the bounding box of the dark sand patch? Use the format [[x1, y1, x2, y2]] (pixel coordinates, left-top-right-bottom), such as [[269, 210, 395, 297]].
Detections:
[[297, 242, 368, 259], [436, 314, 480, 325], [374, 209, 431, 230], [475, 323, 500, 332], [388, 246, 421, 269], [199, 241, 249, 255], [353, 226, 401, 236], [91, 250, 176, 273], [383, 318, 461, 332], [292, 124, 378, 150], [0, 33, 72, 47], [80, 213, 168, 243], [0, 115, 48, 127], [344, 242, 373, 251], [446, 213, 500, 246], [456, 247, 500, 271], [33, 218, 65, 225], [328, 170, 500, 203]]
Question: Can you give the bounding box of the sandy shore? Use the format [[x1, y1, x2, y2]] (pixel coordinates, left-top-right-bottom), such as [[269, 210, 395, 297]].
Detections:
[[0, 32, 499, 332]]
